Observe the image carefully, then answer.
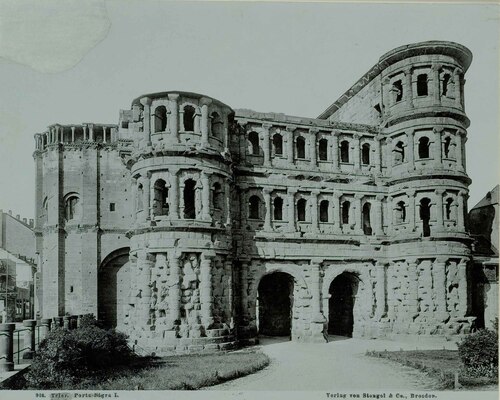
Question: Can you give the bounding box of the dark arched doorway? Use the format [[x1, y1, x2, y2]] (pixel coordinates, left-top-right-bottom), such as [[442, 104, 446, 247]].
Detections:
[[98, 248, 131, 329], [328, 272, 359, 337], [257, 272, 294, 337]]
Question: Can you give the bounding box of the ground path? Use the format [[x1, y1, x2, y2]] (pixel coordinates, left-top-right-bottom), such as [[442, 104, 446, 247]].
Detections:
[[207, 335, 458, 391]]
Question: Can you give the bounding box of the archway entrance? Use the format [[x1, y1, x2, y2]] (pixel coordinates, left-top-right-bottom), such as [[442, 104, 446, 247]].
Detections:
[[98, 249, 130, 329], [328, 272, 359, 337], [257, 272, 294, 337]]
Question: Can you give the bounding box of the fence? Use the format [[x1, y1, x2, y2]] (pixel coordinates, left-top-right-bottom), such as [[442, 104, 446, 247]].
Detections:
[[0, 314, 86, 373]]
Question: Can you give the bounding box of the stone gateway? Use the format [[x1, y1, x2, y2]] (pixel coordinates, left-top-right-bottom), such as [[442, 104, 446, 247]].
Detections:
[[33, 41, 484, 354]]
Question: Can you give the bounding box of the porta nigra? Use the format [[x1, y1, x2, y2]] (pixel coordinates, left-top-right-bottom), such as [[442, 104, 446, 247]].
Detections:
[[33, 41, 481, 354]]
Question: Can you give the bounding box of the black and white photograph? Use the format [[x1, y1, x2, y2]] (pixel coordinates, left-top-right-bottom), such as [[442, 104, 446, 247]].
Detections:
[[0, 1, 498, 399]]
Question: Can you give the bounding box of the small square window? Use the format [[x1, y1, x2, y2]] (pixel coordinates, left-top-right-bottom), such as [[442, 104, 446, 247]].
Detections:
[[110, 203, 116, 212]]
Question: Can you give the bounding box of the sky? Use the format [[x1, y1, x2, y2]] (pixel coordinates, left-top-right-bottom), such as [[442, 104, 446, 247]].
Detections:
[[0, 1, 498, 219]]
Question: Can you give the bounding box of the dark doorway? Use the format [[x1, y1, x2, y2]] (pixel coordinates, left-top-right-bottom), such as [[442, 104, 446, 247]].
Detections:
[[257, 272, 294, 337], [328, 272, 359, 337], [184, 179, 196, 219], [420, 197, 431, 237]]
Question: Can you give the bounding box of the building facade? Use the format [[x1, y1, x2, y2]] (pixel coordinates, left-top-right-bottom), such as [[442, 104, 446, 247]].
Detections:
[[33, 41, 480, 354]]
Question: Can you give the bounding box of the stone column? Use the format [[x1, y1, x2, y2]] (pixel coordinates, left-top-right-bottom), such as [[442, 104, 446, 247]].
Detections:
[[225, 181, 232, 226], [88, 124, 94, 142], [83, 125, 87, 141], [262, 124, 272, 167], [168, 93, 179, 141], [431, 64, 441, 105], [310, 190, 320, 233], [170, 171, 179, 219], [453, 68, 462, 107], [22, 320, 36, 359], [286, 125, 295, 164], [433, 258, 448, 319], [309, 129, 318, 168], [353, 134, 361, 172], [457, 190, 467, 232], [137, 252, 153, 327], [310, 260, 325, 323], [200, 254, 215, 328], [200, 97, 211, 147], [240, 261, 250, 323], [374, 195, 385, 236], [263, 188, 272, 231], [63, 316, 70, 329], [40, 318, 52, 341], [201, 172, 211, 221], [287, 188, 297, 232], [434, 189, 444, 231], [456, 130, 465, 171], [404, 67, 413, 108], [331, 131, 339, 173], [374, 262, 387, 319], [457, 258, 469, 316], [224, 259, 233, 324], [433, 127, 443, 167], [408, 191, 416, 233], [407, 260, 419, 318], [71, 127, 75, 143], [0, 323, 15, 372], [406, 129, 415, 171], [140, 97, 152, 146], [374, 136, 382, 173], [168, 252, 181, 325], [354, 194, 363, 234], [143, 175, 151, 222], [331, 193, 342, 234], [103, 126, 107, 143]]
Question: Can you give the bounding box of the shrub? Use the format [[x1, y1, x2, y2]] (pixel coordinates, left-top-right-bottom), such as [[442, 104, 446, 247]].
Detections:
[[25, 321, 135, 389], [458, 328, 498, 379]]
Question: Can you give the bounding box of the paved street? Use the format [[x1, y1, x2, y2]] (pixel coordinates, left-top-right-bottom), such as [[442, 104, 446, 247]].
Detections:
[[208, 336, 458, 391]]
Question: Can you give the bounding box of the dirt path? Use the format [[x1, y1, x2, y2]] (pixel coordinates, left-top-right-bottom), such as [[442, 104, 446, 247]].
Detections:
[[207, 336, 454, 391]]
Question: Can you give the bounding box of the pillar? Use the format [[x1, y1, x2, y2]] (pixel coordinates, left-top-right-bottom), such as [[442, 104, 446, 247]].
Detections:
[[286, 126, 295, 164], [310, 190, 319, 233], [40, 318, 52, 341], [262, 124, 272, 167], [457, 258, 469, 316], [263, 188, 272, 231], [103, 126, 107, 143], [63, 315, 70, 329], [374, 262, 386, 319], [404, 67, 413, 108], [431, 63, 441, 105], [374, 195, 384, 236], [456, 130, 464, 171], [0, 323, 15, 372], [374, 136, 382, 172], [331, 193, 342, 234], [433, 258, 448, 318], [200, 254, 214, 328], [353, 133, 360, 172], [331, 131, 339, 173], [453, 68, 462, 107], [137, 252, 153, 327], [310, 260, 325, 322], [201, 172, 211, 221], [457, 190, 466, 231], [408, 191, 416, 233], [240, 261, 250, 323], [200, 97, 211, 147], [89, 124, 94, 142], [354, 194, 363, 235], [434, 189, 444, 231], [225, 182, 232, 226], [170, 171, 179, 219], [140, 97, 152, 145], [433, 127, 443, 167], [168, 93, 179, 141], [143, 175, 151, 222], [168, 252, 181, 325], [22, 320, 36, 359], [287, 188, 297, 232], [406, 129, 415, 171], [83, 125, 87, 141], [224, 259, 233, 324], [407, 260, 419, 317], [309, 129, 318, 168], [71, 127, 75, 143]]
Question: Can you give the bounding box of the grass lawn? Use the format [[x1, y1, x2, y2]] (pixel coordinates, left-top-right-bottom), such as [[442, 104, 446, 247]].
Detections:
[[70, 350, 269, 390], [366, 349, 498, 389]]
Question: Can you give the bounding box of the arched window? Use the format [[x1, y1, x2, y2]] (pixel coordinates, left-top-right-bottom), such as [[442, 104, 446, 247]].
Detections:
[[137, 183, 144, 210], [65, 195, 79, 221], [443, 136, 452, 158], [273, 134, 283, 156], [153, 179, 169, 216], [248, 195, 261, 220], [445, 198, 454, 220], [442, 74, 451, 96], [154, 106, 167, 132], [297, 198, 307, 222], [211, 112, 223, 139], [183, 179, 196, 219], [248, 131, 260, 155], [273, 197, 283, 221], [417, 74, 428, 96], [362, 202, 372, 235], [395, 201, 406, 223], [392, 80, 403, 103], [394, 141, 405, 164], [319, 200, 329, 223], [418, 137, 430, 159], [340, 140, 349, 163], [318, 139, 328, 161], [212, 182, 223, 210], [296, 136, 306, 159], [361, 143, 370, 165], [341, 201, 350, 225], [183, 105, 195, 131], [419, 197, 431, 237]]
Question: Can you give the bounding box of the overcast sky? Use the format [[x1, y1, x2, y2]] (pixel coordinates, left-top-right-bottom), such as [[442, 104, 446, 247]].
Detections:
[[0, 1, 498, 219]]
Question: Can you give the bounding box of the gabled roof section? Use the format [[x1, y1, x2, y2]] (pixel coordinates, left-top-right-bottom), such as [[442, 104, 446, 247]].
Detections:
[[471, 185, 499, 210]]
